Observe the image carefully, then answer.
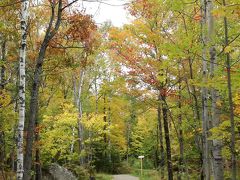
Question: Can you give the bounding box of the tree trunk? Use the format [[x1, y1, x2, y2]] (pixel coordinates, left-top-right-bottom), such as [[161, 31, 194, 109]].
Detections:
[[107, 106, 112, 163], [17, 1, 29, 180], [178, 68, 184, 180], [223, 0, 236, 179], [0, 39, 7, 176], [157, 91, 165, 179], [161, 90, 173, 180], [185, 58, 203, 179], [157, 90, 165, 168], [24, 2, 63, 179], [201, 0, 210, 179], [95, 75, 99, 113], [188, 58, 201, 123], [127, 97, 137, 164], [202, 24, 211, 180], [35, 147, 41, 180], [70, 127, 76, 153], [24, 42, 47, 180], [35, 116, 41, 180], [207, 0, 224, 179], [0, 131, 5, 176], [74, 69, 85, 165], [126, 121, 130, 164], [210, 52, 224, 180], [103, 94, 107, 144], [0, 40, 6, 89]]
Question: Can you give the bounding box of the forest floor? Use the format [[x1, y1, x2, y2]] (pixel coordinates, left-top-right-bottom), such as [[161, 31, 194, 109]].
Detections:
[[113, 174, 139, 180]]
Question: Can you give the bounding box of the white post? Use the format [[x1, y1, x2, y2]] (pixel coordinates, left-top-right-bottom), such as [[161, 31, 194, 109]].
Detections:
[[138, 155, 144, 176]]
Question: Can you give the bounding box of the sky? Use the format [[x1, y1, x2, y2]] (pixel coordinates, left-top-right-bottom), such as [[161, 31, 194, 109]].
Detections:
[[82, 0, 132, 27]]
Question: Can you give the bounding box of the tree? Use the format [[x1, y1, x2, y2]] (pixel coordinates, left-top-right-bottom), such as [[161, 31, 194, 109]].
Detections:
[[200, 0, 211, 179], [206, 0, 224, 179], [17, 0, 29, 179], [23, 1, 82, 179], [0, 0, 240, 179], [222, 0, 237, 179]]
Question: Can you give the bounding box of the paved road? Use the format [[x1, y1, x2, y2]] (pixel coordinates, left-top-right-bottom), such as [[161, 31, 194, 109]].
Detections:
[[113, 174, 139, 180]]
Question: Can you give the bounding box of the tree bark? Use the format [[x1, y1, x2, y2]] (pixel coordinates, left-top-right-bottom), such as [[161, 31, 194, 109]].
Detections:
[[201, 0, 210, 179], [35, 116, 41, 180], [17, 1, 29, 180], [158, 91, 164, 164], [207, 0, 224, 179], [222, 0, 237, 179], [70, 127, 76, 153], [161, 89, 173, 180], [0, 40, 6, 89], [188, 58, 201, 123], [127, 97, 136, 163], [74, 69, 85, 165], [126, 121, 130, 164], [77, 70, 85, 165], [210, 50, 224, 180], [107, 105, 112, 163], [178, 68, 184, 180], [0, 39, 7, 175], [103, 94, 107, 144]]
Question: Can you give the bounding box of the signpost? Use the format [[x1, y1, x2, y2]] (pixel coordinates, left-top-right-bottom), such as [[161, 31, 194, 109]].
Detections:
[[138, 155, 144, 176]]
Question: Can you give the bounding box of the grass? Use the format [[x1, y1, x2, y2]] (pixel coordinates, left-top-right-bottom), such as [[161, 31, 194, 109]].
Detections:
[[131, 168, 240, 180], [131, 169, 161, 180], [131, 168, 199, 180], [96, 173, 113, 180]]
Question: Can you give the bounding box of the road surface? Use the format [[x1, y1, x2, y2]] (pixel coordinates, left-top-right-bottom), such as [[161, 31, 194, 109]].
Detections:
[[113, 174, 139, 180]]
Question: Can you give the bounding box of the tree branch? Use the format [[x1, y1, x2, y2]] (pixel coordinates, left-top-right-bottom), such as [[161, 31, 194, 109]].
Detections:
[[61, 0, 79, 11], [217, 32, 240, 56]]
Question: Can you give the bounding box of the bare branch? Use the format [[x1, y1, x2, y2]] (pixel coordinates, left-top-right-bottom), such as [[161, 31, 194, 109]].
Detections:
[[84, 0, 130, 7], [61, 0, 79, 11]]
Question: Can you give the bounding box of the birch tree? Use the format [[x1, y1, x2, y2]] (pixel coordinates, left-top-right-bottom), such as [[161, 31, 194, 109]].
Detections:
[[17, 0, 29, 179], [75, 69, 85, 165], [73, 57, 86, 165]]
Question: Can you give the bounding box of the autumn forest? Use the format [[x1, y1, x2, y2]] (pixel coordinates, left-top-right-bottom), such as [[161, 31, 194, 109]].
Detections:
[[0, 0, 240, 180]]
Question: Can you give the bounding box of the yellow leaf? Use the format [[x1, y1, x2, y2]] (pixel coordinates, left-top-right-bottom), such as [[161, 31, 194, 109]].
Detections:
[[212, 7, 226, 18], [216, 100, 222, 108], [224, 46, 232, 53]]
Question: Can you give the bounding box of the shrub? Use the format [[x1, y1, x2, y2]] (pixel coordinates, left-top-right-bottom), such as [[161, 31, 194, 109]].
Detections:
[[65, 164, 89, 180], [112, 161, 132, 174]]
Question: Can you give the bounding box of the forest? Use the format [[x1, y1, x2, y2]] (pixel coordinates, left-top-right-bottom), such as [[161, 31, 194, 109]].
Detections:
[[0, 0, 240, 180]]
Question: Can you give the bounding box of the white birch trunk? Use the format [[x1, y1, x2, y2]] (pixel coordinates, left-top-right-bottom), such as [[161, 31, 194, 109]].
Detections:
[[73, 69, 85, 164], [78, 70, 85, 164], [70, 127, 76, 153], [17, 0, 29, 179]]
